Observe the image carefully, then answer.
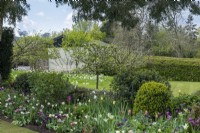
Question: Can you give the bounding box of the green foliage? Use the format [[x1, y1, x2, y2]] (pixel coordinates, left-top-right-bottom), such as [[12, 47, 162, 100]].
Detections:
[[13, 35, 54, 70], [111, 69, 170, 103], [191, 102, 200, 119], [13, 73, 32, 94], [171, 93, 200, 113], [147, 56, 200, 81], [28, 72, 73, 103], [0, 27, 14, 81], [133, 82, 172, 115]]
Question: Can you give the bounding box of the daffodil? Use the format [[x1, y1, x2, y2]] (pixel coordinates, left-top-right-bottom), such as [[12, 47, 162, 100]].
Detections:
[[183, 123, 189, 130]]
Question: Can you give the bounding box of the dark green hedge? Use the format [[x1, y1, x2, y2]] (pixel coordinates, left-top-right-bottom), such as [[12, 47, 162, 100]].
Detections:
[[146, 56, 200, 81], [0, 27, 14, 81]]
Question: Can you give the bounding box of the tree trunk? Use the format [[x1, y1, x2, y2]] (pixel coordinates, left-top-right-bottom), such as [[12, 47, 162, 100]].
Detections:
[[96, 73, 99, 90], [0, 16, 3, 83], [0, 16, 3, 42]]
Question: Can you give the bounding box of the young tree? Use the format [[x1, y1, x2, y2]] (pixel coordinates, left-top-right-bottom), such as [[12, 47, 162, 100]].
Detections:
[[62, 21, 105, 68], [80, 43, 112, 90], [13, 35, 54, 70]]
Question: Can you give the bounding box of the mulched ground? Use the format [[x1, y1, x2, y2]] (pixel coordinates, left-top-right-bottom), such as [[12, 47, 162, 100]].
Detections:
[[0, 115, 55, 133]]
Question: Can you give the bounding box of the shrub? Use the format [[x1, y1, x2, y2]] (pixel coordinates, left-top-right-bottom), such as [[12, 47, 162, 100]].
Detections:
[[171, 93, 200, 113], [147, 56, 200, 81], [133, 81, 172, 116], [0, 27, 14, 81], [111, 69, 170, 103], [13, 73, 32, 94], [29, 72, 73, 103], [191, 102, 200, 119]]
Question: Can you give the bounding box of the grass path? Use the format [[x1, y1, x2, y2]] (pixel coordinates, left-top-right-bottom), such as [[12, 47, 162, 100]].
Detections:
[[0, 120, 37, 133]]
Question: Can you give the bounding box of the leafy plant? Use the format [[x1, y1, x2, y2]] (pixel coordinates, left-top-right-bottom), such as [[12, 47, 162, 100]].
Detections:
[[133, 81, 172, 116], [29, 72, 73, 103], [111, 69, 170, 104], [13, 73, 32, 94]]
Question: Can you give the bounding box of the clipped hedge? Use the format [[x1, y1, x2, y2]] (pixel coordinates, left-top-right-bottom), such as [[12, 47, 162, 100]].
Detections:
[[146, 56, 200, 81]]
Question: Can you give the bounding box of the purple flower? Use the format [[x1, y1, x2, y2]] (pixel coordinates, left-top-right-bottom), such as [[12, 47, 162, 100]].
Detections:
[[188, 117, 197, 126], [166, 111, 172, 120], [67, 95, 71, 102], [15, 109, 20, 113]]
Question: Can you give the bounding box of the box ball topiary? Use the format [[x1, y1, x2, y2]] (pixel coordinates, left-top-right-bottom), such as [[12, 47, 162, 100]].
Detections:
[[133, 81, 172, 116]]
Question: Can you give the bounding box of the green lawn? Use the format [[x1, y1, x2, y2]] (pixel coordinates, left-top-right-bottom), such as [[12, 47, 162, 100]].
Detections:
[[63, 74, 113, 90], [64, 74, 200, 96], [170, 81, 200, 96], [0, 120, 37, 133], [10, 70, 200, 96]]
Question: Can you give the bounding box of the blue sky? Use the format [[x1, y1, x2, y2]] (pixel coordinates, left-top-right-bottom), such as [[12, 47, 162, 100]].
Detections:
[[4, 0, 74, 36], [3, 0, 200, 36]]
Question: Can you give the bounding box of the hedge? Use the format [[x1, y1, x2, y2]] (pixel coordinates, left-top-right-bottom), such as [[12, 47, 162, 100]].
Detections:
[[146, 56, 200, 81], [0, 27, 14, 81]]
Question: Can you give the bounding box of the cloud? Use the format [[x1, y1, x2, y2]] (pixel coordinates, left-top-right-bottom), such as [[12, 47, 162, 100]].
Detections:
[[15, 16, 37, 36], [37, 11, 45, 17], [64, 11, 74, 30]]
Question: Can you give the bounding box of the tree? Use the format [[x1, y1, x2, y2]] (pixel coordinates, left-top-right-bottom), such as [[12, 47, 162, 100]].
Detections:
[[62, 21, 105, 68], [53, 0, 200, 29], [0, 0, 30, 43], [80, 43, 112, 89], [13, 34, 54, 70]]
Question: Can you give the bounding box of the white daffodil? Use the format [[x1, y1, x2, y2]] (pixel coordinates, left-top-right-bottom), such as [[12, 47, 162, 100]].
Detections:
[[183, 123, 189, 130]]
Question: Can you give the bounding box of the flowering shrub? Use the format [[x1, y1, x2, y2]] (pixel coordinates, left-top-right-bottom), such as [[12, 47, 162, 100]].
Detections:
[[171, 93, 200, 112], [0, 86, 199, 133]]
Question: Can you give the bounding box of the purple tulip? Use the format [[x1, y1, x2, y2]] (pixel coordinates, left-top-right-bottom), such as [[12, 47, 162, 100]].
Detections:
[[67, 95, 72, 102]]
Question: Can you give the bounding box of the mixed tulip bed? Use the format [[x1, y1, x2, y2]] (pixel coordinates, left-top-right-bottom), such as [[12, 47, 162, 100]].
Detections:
[[0, 86, 199, 133]]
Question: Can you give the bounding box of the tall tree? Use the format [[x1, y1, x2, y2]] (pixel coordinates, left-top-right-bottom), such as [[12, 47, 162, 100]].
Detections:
[[0, 0, 30, 43], [53, 0, 200, 29]]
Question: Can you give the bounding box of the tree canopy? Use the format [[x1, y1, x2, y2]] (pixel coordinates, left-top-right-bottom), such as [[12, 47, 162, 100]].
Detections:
[[0, 0, 30, 41], [52, 0, 200, 29]]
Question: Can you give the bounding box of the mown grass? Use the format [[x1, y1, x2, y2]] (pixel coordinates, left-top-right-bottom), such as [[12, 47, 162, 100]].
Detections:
[[170, 81, 200, 96], [10, 70, 200, 96], [0, 120, 37, 133]]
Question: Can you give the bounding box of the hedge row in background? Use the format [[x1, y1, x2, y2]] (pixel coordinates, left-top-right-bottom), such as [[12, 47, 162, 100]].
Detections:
[[146, 56, 200, 81]]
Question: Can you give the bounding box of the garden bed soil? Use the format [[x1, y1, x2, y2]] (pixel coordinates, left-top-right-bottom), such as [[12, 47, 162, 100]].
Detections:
[[0, 115, 55, 133]]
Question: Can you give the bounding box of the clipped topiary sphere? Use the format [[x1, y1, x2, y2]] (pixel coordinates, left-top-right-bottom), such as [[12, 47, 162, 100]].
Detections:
[[133, 81, 172, 116]]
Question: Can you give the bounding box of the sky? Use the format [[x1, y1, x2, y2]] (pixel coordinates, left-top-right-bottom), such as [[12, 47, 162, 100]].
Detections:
[[3, 0, 200, 36], [4, 0, 74, 36]]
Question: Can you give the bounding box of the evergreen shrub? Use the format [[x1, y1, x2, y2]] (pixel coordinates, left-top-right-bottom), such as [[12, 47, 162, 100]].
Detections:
[[133, 81, 172, 116], [0, 27, 14, 81], [111, 69, 169, 103], [147, 56, 200, 81]]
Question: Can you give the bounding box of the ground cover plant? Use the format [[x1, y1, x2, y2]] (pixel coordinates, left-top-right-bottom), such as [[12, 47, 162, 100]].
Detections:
[[1, 76, 200, 133], [1, 70, 199, 132]]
